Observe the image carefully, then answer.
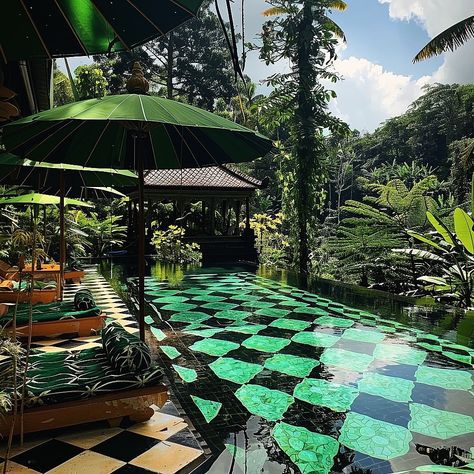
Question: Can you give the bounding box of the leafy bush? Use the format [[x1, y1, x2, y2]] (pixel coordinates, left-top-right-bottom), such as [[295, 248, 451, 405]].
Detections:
[[151, 225, 201, 264]]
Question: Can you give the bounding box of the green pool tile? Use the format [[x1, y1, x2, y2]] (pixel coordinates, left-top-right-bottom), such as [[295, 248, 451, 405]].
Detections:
[[152, 295, 189, 304], [373, 343, 427, 366], [202, 301, 238, 311], [173, 364, 198, 382], [241, 300, 276, 309], [321, 348, 374, 372], [235, 384, 294, 421], [184, 327, 225, 338], [230, 294, 262, 302], [144, 315, 155, 325], [443, 350, 472, 365], [415, 366, 473, 391], [297, 307, 329, 317], [181, 288, 212, 296], [339, 412, 412, 460], [146, 289, 180, 296], [209, 357, 263, 384], [342, 328, 385, 344], [191, 395, 222, 423], [294, 378, 359, 412], [150, 326, 167, 341], [264, 354, 320, 378], [272, 422, 339, 474], [267, 294, 296, 301], [255, 307, 291, 318], [378, 325, 397, 334], [242, 335, 291, 353], [408, 403, 474, 439], [192, 294, 226, 302], [278, 299, 309, 308], [269, 318, 311, 331], [162, 302, 197, 312], [416, 342, 442, 352], [160, 345, 181, 360], [225, 323, 267, 334], [214, 310, 251, 321], [358, 372, 414, 403], [314, 316, 354, 328], [190, 338, 240, 357], [291, 331, 340, 348], [169, 312, 210, 324]]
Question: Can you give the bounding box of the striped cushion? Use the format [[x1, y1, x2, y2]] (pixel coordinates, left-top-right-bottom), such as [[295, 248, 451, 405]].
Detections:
[[102, 322, 152, 374]]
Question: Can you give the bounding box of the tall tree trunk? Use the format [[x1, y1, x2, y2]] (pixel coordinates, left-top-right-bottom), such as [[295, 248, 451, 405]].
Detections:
[[167, 32, 174, 99], [295, 0, 316, 275]]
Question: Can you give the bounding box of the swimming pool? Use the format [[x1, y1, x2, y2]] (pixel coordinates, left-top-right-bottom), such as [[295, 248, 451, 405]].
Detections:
[[104, 261, 474, 473]]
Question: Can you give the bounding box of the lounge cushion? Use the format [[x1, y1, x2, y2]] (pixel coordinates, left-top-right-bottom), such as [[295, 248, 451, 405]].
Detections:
[[5, 347, 164, 408], [102, 322, 152, 374], [74, 289, 95, 310], [0, 302, 101, 327]]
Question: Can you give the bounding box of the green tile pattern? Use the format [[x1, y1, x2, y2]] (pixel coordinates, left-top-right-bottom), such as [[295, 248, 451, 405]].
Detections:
[[209, 357, 263, 384], [169, 312, 210, 324], [294, 378, 359, 412], [173, 364, 198, 382], [255, 307, 290, 318], [214, 310, 251, 321], [272, 422, 339, 474], [358, 372, 414, 402], [269, 318, 312, 331], [264, 354, 320, 378], [342, 328, 385, 344], [408, 403, 474, 439], [235, 384, 294, 421], [160, 345, 181, 360], [225, 323, 267, 334], [242, 335, 290, 353], [191, 395, 222, 423], [189, 338, 239, 357], [162, 302, 197, 312], [339, 412, 412, 460], [150, 326, 166, 341], [314, 315, 354, 328], [415, 365, 473, 391], [321, 348, 374, 372], [373, 343, 426, 366], [291, 331, 339, 348]]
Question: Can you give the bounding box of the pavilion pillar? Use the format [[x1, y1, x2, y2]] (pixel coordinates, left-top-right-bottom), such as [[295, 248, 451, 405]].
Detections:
[[210, 198, 216, 236], [222, 200, 228, 234], [201, 201, 206, 232], [245, 197, 250, 231], [234, 200, 241, 235], [127, 199, 133, 240]]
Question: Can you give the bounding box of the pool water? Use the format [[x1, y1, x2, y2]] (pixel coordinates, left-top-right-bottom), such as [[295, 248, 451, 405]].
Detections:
[[108, 262, 474, 473]]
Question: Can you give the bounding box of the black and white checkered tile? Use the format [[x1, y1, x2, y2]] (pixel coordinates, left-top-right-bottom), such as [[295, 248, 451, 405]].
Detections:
[[1, 267, 206, 474]]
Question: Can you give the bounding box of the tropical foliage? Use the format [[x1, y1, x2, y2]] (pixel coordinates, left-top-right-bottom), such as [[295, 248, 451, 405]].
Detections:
[[151, 225, 202, 264]]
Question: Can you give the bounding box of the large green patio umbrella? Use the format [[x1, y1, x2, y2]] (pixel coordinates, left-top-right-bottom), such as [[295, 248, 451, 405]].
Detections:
[[1, 0, 204, 60], [0, 192, 93, 208], [1, 64, 274, 340]]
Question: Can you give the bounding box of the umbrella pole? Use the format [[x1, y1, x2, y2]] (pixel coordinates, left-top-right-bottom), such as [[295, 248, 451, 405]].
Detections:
[[137, 138, 146, 341], [59, 170, 65, 301]]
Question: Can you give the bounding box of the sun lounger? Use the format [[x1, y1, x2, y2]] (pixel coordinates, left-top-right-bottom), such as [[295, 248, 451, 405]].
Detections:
[[0, 260, 19, 281], [25, 263, 86, 283], [0, 289, 106, 337], [0, 323, 168, 435], [0, 280, 58, 305]]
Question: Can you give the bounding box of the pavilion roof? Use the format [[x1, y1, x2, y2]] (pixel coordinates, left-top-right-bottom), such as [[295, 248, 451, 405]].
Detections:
[[143, 165, 264, 190]]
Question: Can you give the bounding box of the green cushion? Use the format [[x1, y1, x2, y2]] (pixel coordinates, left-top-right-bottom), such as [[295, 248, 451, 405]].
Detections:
[[102, 322, 152, 374], [74, 289, 95, 310]]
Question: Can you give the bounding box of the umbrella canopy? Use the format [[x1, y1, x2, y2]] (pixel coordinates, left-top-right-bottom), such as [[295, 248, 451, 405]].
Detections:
[[1, 0, 204, 60], [0, 192, 93, 208], [0, 64, 274, 340], [1, 95, 273, 169], [0, 153, 137, 196]]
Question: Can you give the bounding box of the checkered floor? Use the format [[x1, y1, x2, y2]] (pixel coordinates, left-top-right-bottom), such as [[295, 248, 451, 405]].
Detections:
[[1, 267, 206, 474]]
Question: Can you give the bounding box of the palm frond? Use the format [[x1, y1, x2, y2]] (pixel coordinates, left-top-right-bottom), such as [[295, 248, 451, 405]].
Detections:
[[262, 6, 288, 17], [414, 15, 474, 62], [324, 18, 346, 42], [328, 0, 348, 11]]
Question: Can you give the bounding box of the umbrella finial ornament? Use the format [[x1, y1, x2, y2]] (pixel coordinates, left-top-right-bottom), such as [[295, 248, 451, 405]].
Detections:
[[126, 62, 149, 95]]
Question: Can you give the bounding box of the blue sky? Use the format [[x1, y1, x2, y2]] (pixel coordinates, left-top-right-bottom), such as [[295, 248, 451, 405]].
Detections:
[[63, 0, 474, 132]]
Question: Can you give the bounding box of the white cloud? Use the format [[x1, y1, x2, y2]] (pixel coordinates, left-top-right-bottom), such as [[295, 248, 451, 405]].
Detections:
[[330, 56, 430, 132], [378, 0, 474, 83]]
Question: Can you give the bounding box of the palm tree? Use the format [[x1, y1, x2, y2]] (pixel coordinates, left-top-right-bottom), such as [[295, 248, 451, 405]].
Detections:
[[414, 15, 474, 62]]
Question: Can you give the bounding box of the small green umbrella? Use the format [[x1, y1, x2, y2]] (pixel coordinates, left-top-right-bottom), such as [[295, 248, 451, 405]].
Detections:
[[1, 64, 274, 340], [1, 0, 205, 60], [0, 192, 93, 207]]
